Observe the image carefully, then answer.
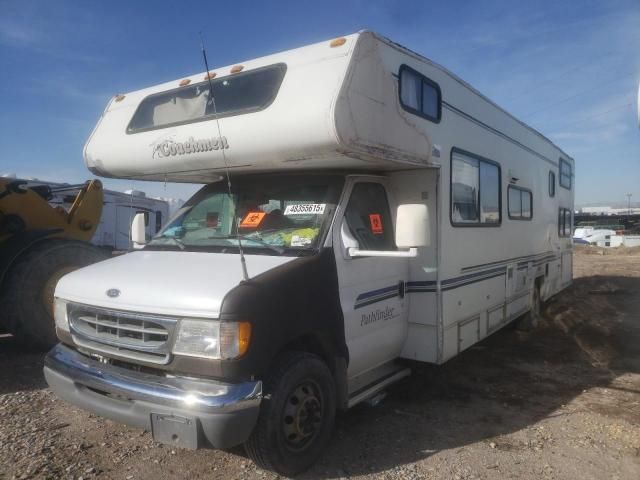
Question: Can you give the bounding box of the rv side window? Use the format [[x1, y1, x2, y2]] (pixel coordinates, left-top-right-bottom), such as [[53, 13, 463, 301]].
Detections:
[[508, 186, 533, 220], [559, 159, 572, 189], [127, 63, 287, 134], [399, 65, 441, 123], [451, 149, 501, 226], [549, 171, 556, 197], [345, 183, 396, 251], [558, 208, 572, 237]]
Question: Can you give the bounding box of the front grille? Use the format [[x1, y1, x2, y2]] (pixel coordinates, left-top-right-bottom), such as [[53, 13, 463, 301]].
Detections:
[[68, 304, 177, 365]]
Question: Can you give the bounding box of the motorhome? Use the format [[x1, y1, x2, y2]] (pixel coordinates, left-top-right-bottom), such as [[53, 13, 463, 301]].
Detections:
[[44, 31, 575, 475]]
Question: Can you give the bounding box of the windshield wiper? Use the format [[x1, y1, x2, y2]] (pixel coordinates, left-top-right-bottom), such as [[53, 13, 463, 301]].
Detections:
[[207, 234, 284, 255], [150, 235, 185, 250]]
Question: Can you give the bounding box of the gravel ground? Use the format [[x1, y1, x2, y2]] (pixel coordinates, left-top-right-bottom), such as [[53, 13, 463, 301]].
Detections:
[[1, 251, 639, 479]]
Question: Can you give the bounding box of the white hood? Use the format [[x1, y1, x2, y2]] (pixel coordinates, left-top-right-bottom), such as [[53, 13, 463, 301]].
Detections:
[[55, 250, 296, 318]]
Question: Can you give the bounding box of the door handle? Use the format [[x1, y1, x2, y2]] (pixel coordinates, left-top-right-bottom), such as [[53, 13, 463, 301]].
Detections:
[[398, 280, 406, 299]]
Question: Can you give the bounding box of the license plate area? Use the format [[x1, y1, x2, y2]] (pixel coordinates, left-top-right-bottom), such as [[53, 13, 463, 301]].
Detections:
[[150, 413, 198, 449]]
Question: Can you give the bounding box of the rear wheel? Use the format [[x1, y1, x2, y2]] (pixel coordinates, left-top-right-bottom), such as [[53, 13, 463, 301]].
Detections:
[[0, 239, 108, 349], [244, 351, 336, 476]]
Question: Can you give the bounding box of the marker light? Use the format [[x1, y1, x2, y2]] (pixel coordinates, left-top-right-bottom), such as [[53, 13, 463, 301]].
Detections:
[[54, 298, 69, 333], [179, 78, 191, 86], [330, 37, 347, 48], [114, 94, 125, 102], [230, 65, 244, 74], [204, 71, 217, 80]]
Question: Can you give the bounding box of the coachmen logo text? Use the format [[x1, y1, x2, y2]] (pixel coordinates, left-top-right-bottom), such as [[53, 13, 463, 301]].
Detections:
[[152, 136, 229, 158]]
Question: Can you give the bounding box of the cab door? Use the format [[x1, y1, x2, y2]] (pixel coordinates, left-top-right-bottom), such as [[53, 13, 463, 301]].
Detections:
[[332, 177, 409, 379]]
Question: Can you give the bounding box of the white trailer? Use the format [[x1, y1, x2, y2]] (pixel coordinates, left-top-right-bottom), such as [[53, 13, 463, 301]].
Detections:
[[45, 31, 574, 475], [91, 190, 169, 250], [38, 182, 169, 250]]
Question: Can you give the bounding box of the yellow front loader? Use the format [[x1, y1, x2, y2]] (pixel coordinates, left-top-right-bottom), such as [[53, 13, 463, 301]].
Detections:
[[0, 178, 108, 349]]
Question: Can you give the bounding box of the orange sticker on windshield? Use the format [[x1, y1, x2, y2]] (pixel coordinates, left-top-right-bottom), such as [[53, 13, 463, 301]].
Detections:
[[240, 211, 266, 228], [369, 213, 383, 234]]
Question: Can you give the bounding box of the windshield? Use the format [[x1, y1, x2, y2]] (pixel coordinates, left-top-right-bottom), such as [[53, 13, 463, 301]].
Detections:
[[147, 175, 344, 255]]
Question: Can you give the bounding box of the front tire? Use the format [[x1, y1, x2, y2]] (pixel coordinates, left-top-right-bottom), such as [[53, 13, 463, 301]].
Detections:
[[244, 351, 336, 476]]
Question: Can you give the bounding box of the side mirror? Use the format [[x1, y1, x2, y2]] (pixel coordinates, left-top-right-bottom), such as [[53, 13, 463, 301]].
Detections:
[[131, 212, 147, 248], [346, 204, 429, 258], [396, 204, 429, 248]]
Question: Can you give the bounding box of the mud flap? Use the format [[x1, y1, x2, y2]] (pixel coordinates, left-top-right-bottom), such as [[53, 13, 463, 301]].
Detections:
[[150, 413, 198, 450]]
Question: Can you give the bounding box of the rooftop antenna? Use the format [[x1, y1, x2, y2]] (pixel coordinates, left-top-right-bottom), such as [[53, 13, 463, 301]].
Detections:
[[199, 32, 249, 281]]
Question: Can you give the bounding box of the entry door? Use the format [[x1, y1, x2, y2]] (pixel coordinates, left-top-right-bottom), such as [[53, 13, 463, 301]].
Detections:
[[332, 178, 409, 379]]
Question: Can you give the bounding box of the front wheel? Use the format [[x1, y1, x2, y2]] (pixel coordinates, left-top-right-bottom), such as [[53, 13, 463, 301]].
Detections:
[[244, 351, 336, 476]]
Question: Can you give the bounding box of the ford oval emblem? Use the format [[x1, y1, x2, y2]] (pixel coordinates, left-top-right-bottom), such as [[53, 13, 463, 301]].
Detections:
[[106, 288, 120, 298]]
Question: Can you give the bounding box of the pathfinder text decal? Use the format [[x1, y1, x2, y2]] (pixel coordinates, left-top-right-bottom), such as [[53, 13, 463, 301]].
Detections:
[[361, 306, 398, 326]]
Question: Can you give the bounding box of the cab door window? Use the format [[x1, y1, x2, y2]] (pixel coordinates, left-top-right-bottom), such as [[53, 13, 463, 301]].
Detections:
[[344, 183, 395, 251]]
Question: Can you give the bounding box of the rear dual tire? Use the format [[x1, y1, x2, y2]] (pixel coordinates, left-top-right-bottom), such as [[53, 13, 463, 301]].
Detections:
[[516, 283, 542, 331], [244, 351, 336, 476]]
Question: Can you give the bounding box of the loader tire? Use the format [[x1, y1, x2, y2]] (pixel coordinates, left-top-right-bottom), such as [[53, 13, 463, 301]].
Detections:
[[0, 239, 108, 350], [244, 351, 336, 476]]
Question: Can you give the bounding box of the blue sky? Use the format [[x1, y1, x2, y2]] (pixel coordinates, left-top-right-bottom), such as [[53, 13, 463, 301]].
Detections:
[[1, 0, 639, 205]]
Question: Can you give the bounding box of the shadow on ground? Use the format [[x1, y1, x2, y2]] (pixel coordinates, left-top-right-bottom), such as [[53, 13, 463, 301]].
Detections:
[[0, 334, 48, 394]]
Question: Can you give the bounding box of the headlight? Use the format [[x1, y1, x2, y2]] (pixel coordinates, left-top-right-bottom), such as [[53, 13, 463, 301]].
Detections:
[[173, 319, 251, 360], [53, 298, 69, 333]]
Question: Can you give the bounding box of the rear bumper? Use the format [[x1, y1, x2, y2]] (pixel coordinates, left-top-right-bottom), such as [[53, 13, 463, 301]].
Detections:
[[44, 344, 261, 449]]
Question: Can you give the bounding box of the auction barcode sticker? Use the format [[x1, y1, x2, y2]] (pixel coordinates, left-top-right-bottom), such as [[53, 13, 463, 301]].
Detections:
[[284, 203, 326, 215]]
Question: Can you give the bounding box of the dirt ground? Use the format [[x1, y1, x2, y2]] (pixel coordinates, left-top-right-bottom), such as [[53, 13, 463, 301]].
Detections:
[[1, 250, 639, 480]]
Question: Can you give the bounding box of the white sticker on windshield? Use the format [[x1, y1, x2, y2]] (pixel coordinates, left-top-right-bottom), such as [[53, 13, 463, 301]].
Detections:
[[284, 203, 326, 215]]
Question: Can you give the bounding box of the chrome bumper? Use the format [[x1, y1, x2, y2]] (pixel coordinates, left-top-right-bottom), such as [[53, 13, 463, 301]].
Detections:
[[44, 343, 262, 448]]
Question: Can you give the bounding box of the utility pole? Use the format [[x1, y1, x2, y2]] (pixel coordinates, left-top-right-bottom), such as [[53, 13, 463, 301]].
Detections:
[[626, 193, 632, 216]]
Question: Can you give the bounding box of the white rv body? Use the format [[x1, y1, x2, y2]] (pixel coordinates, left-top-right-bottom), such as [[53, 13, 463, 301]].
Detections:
[[91, 190, 169, 250], [46, 32, 575, 471]]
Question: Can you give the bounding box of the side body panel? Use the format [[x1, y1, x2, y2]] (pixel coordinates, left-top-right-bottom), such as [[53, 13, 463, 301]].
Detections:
[[357, 37, 574, 364]]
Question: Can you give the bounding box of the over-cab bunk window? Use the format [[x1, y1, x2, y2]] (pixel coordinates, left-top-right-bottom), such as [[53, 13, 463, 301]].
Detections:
[[450, 149, 501, 226], [399, 64, 441, 123], [127, 63, 287, 134], [559, 158, 572, 189]]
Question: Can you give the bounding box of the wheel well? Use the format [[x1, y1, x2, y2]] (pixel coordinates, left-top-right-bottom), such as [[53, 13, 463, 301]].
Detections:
[[272, 333, 349, 410], [277, 334, 335, 373]]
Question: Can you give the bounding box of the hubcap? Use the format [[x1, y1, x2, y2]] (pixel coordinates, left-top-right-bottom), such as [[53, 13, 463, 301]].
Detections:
[[282, 381, 323, 451]]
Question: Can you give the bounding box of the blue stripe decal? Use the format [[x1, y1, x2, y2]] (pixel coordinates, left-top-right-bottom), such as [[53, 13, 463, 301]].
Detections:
[[355, 284, 399, 301], [441, 266, 506, 285], [353, 255, 559, 308]]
